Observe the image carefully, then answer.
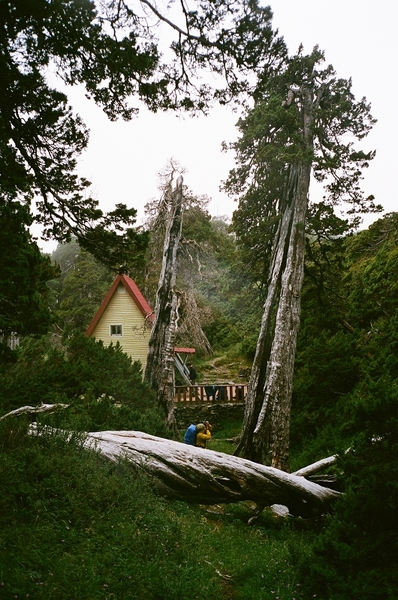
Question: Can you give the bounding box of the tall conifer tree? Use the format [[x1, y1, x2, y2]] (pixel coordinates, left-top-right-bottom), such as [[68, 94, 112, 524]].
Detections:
[[225, 47, 380, 470]]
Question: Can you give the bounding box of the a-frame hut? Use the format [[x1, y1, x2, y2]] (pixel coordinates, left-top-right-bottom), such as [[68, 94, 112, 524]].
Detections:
[[85, 274, 154, 372]]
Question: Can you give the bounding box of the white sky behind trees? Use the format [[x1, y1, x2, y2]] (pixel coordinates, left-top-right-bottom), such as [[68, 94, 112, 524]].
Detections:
[[38, 0, 398, 252]]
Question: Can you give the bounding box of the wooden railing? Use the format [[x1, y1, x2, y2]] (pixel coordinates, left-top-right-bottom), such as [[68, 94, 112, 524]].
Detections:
[[174, 384, 248, 403]]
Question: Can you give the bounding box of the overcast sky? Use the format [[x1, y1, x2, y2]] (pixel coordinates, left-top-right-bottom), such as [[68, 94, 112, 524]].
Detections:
[[38, 0, 398, 252]]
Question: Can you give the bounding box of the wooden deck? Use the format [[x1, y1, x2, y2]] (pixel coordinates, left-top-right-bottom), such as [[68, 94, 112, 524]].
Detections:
[[174, 384, 248, 403]]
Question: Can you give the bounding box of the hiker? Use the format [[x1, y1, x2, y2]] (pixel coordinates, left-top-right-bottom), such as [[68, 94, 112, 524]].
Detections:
[[204, 385, 216, 401], [196, 423, 211, 449], [188, 363, 197, 384], [183, 423, 197, 445]]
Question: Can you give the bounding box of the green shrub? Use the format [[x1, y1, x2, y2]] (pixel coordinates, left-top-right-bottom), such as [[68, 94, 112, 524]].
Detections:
[[0, 334, 167, 436], [299, 378, 398, 600], [202, 314, 238, 351], [42, 395, 169, 438]]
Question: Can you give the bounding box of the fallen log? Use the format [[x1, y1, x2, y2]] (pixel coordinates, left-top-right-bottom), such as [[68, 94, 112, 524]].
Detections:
[[39, 427, 340, 518], [292, 455, 338, 478], [0, 403, 70, 421]]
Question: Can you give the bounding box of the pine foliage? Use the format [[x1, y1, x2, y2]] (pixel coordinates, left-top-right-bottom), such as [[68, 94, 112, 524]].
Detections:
[[293, 214, 398, 598]]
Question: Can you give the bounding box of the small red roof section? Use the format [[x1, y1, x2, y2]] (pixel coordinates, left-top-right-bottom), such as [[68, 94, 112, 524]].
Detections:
[[174, 347, 196, 354], [85, 274, 154, 337]]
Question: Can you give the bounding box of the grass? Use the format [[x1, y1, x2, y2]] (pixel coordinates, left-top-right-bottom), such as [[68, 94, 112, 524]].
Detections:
[[187, 502, 315, 600], [207, 419, 242, 455], [195, 351, 253, 384], [0, 417, 318, 600]]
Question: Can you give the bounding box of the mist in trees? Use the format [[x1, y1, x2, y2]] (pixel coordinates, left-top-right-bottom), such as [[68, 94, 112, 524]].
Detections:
[[41, 184, 253, 365], [50, 245, 113, 339], [140, 161, 261, 359]]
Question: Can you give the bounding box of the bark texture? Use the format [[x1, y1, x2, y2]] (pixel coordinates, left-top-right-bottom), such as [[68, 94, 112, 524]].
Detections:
[[44, 427, 339, 518], [236, 89, 314, 471], [144, 177, 184, 434]]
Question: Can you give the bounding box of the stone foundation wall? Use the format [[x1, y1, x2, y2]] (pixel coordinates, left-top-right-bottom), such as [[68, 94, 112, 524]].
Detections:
[[174, 402, 244, 430]]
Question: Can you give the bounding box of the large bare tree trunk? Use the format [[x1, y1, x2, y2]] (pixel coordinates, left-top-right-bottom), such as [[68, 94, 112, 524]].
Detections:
[[144, 177, 184, 434], [1, 406, 340, 519], [176, 289, 213, 355], [32, 426, 339, 518], [236, 89, 314, 471]]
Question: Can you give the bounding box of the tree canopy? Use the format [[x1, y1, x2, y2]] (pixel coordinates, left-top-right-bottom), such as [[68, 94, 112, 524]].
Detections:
[[225, 47, 381, 291], [0, 0, 285, 267], [0, 198, 58, 357]]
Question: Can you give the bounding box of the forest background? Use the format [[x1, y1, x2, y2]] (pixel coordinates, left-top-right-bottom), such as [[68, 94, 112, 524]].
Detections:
[[0, 1, 397, 598]]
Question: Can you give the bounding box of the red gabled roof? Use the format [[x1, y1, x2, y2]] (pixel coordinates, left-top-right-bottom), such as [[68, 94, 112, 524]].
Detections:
[[85, 274, 154, 337]]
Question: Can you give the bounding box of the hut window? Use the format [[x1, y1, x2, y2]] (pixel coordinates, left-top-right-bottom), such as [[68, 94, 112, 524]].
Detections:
[[110, 324, 123, 336]]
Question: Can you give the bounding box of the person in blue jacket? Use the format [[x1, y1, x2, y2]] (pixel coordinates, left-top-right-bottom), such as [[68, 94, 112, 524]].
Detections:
[[183, 423, 197, 445]]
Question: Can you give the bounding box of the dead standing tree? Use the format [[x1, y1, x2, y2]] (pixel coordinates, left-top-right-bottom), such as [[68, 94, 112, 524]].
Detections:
[[143, 181, 214, 356], [144, 176, 184, 434]]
